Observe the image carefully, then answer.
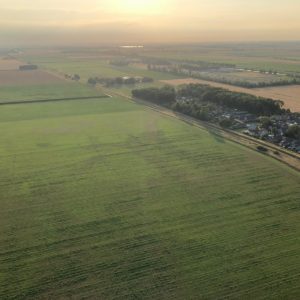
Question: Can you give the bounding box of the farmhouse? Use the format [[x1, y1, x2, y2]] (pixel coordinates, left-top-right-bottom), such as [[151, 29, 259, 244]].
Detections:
[[19, 64, 38, 71]]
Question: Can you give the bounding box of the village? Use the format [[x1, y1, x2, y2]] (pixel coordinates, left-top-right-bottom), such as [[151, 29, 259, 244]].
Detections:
[[177, 96, 300, 154], [242, 114, 300, 153]]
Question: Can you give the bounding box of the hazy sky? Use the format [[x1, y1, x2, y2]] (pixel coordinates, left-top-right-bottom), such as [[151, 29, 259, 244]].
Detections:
[[1, 0, 300, 46]]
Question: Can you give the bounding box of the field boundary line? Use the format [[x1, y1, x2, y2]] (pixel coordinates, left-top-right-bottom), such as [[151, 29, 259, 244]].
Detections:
[[0, 95, 110, 106]]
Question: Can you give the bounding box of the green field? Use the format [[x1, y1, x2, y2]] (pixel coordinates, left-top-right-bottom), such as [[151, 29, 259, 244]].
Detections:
[[144, 51, 300, 73], [26, 57, 180, 81], [140, 44, 300, 74], [0, 97, 299, 299], [0, 83, 103, 103]]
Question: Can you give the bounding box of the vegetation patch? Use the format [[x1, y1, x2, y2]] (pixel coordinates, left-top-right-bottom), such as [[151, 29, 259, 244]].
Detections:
[[162, 78, 300, 112], [133, 84, 284, 116], [0, 97, 299, 299], [0, 70, 64, 86], [0, 83, 103, 103]]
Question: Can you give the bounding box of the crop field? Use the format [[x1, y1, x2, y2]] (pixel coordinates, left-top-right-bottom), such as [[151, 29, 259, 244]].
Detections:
[[148, 52, 300, 74], [162, 78, 300, 112], [21, 47, 300, 113], [253, 85, 300, 112], [135, 62, 290, 85], [16, 51, 180, 101], [0, 58, 22, 70], [0, 67, 103, 103], [0, 83, 103, 103], [22, 56, 180, 82], [141, 43, 300, 74], [0, 70, 63, 86], [0, 97, 299, 299], [194, 70, 290, 84], [104, 81, 165, 97]]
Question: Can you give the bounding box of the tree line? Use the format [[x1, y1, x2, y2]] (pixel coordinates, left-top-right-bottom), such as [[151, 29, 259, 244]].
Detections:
[[148, 64, 300, 88], [88, 76, 153, 86], [132, 84, 285, 116], [132, 86, 176, 105], [178, 84, 284, 115]]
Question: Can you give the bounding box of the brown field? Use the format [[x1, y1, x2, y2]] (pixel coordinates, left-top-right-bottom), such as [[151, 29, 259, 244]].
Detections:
[[0, 58, 22, 70], [161, 78, 300, 112], [131, 63, 149, 70], [254, 85, 300, 112], [0, 70, 65, 86]]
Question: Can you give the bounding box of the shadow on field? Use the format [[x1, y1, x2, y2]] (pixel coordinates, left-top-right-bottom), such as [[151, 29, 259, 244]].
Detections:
[[209, 131, 225, 143]]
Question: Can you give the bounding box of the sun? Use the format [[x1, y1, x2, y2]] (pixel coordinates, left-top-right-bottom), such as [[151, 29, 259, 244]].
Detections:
[[111, 0, 164, 15]]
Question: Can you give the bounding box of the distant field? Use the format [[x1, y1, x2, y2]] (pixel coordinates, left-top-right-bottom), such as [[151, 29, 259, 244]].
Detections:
[[194, 70, 291, 84], [0, 83, 103, 103], [162, 78, 300, 112], [141, 44, 300, 74], [136, 62, 290, 85], [103, 81, 165, 97], [17, 53, 180, 101], [0, 63, 104, 103], [0, 97, 299, 299], [0, 58, 22, 70], [254, 85, 300, 112], [23, 57, 181, 81], [0, 70, 63, 86], [149, 52, 300, 73], [22, 44, 300, 75]]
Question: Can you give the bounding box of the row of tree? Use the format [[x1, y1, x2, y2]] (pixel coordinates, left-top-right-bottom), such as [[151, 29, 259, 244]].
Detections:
[[190, 73, 300, 89], [171, 101, 214, 122], [132, 84, 285, 116], [286, 125, 300, 140], [178, 84, 285, 115], [65, 74, 80, 81], [146, 60, 234, 71], [109, 59, 130, 66], [148, 64, 300, 88], [88, 76, 153, 86], [189, 74, 300, 88], [132, 86, 176, 105]]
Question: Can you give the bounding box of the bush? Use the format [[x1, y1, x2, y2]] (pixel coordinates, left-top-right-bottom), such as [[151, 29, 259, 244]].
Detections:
[[285, 125, 300, 140], [132, 86, 176, 106], [219, 118, 233, 128], [257, 146, 268, 152], [87, 78, 97, 85]]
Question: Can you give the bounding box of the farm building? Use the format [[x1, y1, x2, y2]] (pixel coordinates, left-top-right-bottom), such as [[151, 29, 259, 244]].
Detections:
[[19, 64, 38, 71]]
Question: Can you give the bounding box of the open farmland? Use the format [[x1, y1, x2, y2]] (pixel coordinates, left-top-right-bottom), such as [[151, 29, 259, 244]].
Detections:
[[192, 69, 291, 85], [0, 58, 22, 70], [254, 85, 300, 112], [0, 97, 299, 299], [162, 78, 300, 112], [0, 68, 104, 103], [22, 55, 180, 82], [0, 83, 103, 103], [140, 43, 300, 74], [17, 51, 181, 99], [0, 70, 63, 86]]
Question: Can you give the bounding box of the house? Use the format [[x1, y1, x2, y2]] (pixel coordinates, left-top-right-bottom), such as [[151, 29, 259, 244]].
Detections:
[[259, 129, 269, 138], [247, 123, 258, 131], [19, 64, 38, 71]]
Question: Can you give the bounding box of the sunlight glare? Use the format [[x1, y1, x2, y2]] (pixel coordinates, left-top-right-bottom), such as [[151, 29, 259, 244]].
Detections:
[[110, 0, 164, 15]]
